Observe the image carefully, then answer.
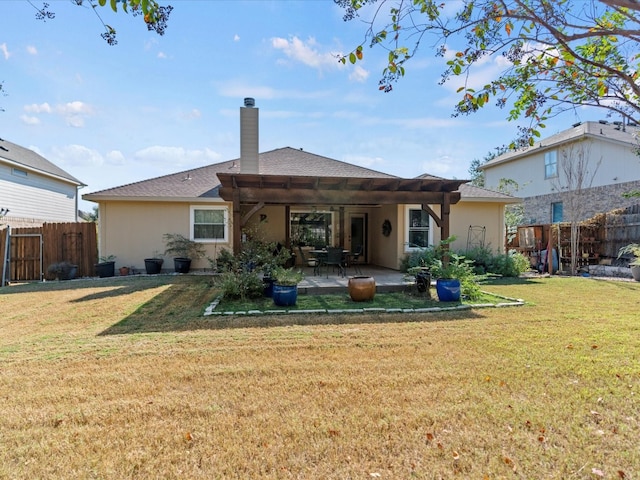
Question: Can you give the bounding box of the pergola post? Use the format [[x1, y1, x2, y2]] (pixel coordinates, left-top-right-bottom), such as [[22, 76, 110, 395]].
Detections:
[[232, 189, 241, 255]]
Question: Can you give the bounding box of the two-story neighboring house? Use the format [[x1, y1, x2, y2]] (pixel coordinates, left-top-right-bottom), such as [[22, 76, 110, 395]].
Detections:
[[0, 138, 85, 227], [479, 121, 640, 224]]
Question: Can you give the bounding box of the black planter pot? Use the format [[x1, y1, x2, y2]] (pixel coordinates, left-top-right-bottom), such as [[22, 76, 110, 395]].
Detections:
[[94, 261, 115, 278], [263, 276, 276, 297], [144, 258, 164, 275], [173, 257, 192, 273]]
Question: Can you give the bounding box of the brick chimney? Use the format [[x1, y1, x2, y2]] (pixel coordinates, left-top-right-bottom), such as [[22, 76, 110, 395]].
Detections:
[[240, 97, 259, 174]]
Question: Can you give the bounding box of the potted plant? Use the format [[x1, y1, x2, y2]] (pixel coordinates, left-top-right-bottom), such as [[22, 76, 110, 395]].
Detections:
[[163, 233, 206, 273], [47, 261, 78, 281], [271, 266, 305, 306], [617, 243, 640, 281], [428, 252, 479, 302], [94, 255, 116, 278], [119, 265, 130, 276], [144, 251, 164, 275]]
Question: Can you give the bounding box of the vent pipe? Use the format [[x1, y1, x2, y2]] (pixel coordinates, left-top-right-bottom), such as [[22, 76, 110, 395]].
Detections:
[[240, 98, 259, 174]]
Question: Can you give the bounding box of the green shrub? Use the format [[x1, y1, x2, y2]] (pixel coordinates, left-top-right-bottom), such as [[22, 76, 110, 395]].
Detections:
[[464, 246, 530, 277], [399, 245, 438, 272], [216, 270, 264, 300]]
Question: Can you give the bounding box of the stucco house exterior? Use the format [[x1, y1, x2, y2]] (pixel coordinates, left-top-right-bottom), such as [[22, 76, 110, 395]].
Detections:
[[83, 100, 518, 272], [479, 121, 640, 224], [0, 137, 85, 227]]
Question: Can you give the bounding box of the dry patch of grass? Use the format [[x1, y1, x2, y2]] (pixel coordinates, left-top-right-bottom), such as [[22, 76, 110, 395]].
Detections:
[[0, 275, 639, 478]]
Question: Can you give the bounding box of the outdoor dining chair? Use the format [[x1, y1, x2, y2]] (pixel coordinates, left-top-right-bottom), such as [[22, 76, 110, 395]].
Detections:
[[323, 247, 345, 277]]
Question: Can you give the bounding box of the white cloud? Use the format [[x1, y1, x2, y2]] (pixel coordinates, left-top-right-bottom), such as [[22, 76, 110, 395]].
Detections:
[[342, 154, 385, 169], [180, 108, 202, 120], [234, 34, 240, 42], [134, 146, 221, 167], [24, 103, 52, 114], [23, 101, 94, 127], [348, 65, 369, 83], [20, 115, 40, 126], [26, 45, 37, 55], [50, 144, 104, 168], [157, 51, 167, 59], [56, 101, 94, 115], [271, 36, 344, 71], [105, 150, 126, 166], [0, 43, 10, 60]]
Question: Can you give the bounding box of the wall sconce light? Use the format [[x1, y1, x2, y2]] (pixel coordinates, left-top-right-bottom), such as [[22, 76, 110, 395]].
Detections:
[[0, 207, 9, 216]]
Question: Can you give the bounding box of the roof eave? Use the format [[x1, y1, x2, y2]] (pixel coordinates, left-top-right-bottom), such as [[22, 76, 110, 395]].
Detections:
[[82, 194, 227, 203], [1, 156, 85, 186]]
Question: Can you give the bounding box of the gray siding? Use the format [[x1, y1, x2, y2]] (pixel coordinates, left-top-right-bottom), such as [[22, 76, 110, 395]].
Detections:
[[0, 163, 78, 223]]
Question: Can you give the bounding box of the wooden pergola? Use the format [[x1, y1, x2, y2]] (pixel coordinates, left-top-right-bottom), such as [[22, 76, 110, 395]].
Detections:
[[217, 173, 466, 254]]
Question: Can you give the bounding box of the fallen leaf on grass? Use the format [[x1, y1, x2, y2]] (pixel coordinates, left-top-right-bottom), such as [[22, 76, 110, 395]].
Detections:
[[426, 432, 434, 442], [592, 468, 605, 477], [184, 431, 193, 442], [618, 470, 626, 478]]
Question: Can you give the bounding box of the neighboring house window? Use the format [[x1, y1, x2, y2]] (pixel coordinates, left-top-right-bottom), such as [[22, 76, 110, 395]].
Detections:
[[551, 202, 563, 223], [291, 211, 333, 246], [406, 207, 431, 249], [12, 168, 28, 177], [190, 206, 228, 242], [544, 150, 558, 179]]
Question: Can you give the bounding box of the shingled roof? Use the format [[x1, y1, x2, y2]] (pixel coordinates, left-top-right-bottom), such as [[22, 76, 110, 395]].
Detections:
[[83, 147, 397, 201], [480, 120, 640, 170], [415, 173, 519, 203], [0, 137, 84, 185], [84, 146, 514, 203]]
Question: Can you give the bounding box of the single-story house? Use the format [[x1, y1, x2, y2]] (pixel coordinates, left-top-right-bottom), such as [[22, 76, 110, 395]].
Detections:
[[0, 137, 85, 228], [83, 100, 519, 271]]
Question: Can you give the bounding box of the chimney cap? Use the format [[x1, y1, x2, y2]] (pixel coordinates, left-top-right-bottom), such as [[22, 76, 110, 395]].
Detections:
[[244, 97, 255, 107]]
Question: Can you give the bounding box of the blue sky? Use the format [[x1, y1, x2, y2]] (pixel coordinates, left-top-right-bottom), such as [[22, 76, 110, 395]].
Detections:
[[1, 0, 584, 211]]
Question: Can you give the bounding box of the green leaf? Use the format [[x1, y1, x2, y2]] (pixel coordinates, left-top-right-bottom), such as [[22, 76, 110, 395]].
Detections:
[[110, 0, 118, 12], [349, 52, 356, 64], [98, 0, 106, 6]]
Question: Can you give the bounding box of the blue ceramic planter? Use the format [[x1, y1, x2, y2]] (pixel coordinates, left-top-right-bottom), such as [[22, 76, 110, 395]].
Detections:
[[272, 284, 298, 306], [436, 278, 461, 302]]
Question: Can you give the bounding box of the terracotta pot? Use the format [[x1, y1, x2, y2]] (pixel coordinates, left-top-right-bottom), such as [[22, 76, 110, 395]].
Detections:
[[348, 276, 376, 302]]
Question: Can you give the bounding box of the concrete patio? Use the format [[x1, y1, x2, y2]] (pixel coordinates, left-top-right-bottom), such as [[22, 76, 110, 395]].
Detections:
[[297, 265, 412, 295]]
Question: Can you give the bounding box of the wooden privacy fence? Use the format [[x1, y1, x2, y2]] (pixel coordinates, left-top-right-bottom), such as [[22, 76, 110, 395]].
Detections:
[[1, 222, 98, 283], [604, 204, 640, 259]]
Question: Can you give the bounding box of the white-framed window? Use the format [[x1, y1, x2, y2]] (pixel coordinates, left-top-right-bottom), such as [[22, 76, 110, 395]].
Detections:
[[405, 205, 432, 250], [190, 206, 228, 242], [544, 150, 558, 179]]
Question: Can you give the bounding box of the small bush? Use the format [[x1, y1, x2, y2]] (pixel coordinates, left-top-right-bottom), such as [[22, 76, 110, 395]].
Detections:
[[216, 270, 264, 300], [464, 246, 530, 277]]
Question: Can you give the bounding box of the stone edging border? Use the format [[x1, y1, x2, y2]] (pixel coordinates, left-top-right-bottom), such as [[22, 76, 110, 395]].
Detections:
[[203, 291, 525, 317]]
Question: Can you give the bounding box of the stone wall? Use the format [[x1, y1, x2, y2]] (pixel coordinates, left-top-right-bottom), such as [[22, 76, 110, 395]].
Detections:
[[523, 180, 640, 224]]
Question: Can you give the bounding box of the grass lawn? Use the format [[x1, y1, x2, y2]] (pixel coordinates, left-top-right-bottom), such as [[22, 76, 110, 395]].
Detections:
[[216, 288, 510, 314], [1, 274, 639, 478]]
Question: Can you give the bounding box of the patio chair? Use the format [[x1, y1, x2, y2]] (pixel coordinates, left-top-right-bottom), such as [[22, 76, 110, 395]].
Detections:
[[349, 245, 363, 275], [298, 246, 320, 275], [323, 247, 345, 278]]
